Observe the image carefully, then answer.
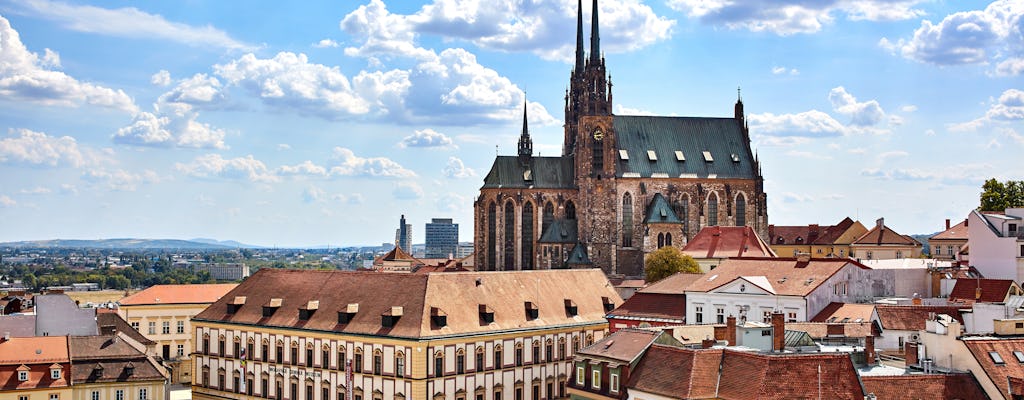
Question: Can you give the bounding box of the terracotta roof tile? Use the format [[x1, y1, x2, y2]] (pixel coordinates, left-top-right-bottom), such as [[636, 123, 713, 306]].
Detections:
[[853, 222, 919, 246], [607, 293, 686, 322], [964, 338, 1024, 399], [861, 374, 987, 400], [949, 278, 1020, 303], [685, 258, 865, 297], [0, 336, 70, 391], [810, 302, 876, 323], [626, 345, 722, 399], [640, 272, 704, 294], [717, 351, 864, 400], [119, 283, 237, 305], [875, 305, 965, 330], [682, 226, 776, 259], [770, 217, 858, 246], [930, 219, 969, 240], [576, 329, 660, 363], [785, 322, 876, 338], [194, 269, 620, 339]]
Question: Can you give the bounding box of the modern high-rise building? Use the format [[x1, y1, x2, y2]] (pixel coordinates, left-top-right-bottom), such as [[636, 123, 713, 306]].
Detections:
[[394, 214, 412, 254], [424, 218, 459, 258]]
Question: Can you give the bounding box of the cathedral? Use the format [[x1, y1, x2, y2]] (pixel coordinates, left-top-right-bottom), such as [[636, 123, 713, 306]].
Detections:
[[473, 0, 769, 277]]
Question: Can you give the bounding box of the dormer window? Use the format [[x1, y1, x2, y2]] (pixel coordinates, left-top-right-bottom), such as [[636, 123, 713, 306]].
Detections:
[[602, 297, 615, 312], [564, 299, 578, 317], [479, 305, 495, 324], [618, 150, 629, 160], [262, 298, 282, 317], [430, 307, 448, 328], [337, 303, 359, 324], [702, 151, 714, 162], [674, 151, 685, 161], [124, 362, 135, 376], [17, 365, 29, 381], [227, 296, 246, 314], [50, 364, 61, 380], [523, 170, 533, 182], [646, 150, 657, 161], [731, 153, 740, 162], [91, 363, 104, 379], [382, 306, 403, 328], [525, 302, 539, 320], [299, 300, 319, 320]]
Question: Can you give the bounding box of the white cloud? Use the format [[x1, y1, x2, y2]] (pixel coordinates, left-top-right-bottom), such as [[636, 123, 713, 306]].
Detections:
[[19, 186, 51, 195], [861, 163, 993, 185], [0, 128, 97, 167], [436, 192, 468, 212], [668, 0, 927, 35], [313, 39, 339, 48], [302, 185, 327, 203], [900, 104, 918, 113], [399, 128, 454, 148], [277, 144, 292, 150], [614, 104, 655, 115], [278, 161, 328, 177], [442, 156, 477, 178], [0, 195, 16, 207], [0, 15, 136, 112], [81, 168, 159, 191], [392, 182, 423, 200], [113, 73, 227, 149], [13, 0, 252, 50], [329, 147, 416, 178], [828, 86, 885, 126], [749, 110, 846, 137], [771, 66, 799, 75], [879, 0, 1024, 74], [151, 70, 171, 86], [877, 150, 909, 162], [332, 193, 364, 204], [950, 89, 1024, 132], [175, 154, 279, 182], [784, 150, 832, 160]]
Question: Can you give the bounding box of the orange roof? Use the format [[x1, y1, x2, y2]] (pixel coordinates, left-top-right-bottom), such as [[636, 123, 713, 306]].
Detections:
[[0, 336, 69, 364], [810, 302, 876, 323], [640, 272, 705, 294], [964, 338, 1024, 398], [682, 226, 776, 259], [685, 257, 867, 297], [853, 221, 919, 246], [119, 283, 237, 305], [930, 219, 968, 241]]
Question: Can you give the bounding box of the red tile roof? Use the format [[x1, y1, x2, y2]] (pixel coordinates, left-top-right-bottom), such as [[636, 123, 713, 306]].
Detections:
[[119, 283, 237, 305], [964, 338, 1024, 399], [685, 258, 866, 297], [682, 226, 776, 259], [640, 272, 704, 294], [626, 345, 723, 399], [861, 374, 987, 400], [194, 268, 620, 339], [0, 336, 70, 391], [948, 278, 1020, 303], [810, 302, 876, 323], [717, 351, 864, 400], [769, 217, 858, 246], [874, 305, 965, 331], [576, 329, 660, 363], [607, 292, 687, 322], [853, 222, 920, 246], [930, 219, 969, 240]]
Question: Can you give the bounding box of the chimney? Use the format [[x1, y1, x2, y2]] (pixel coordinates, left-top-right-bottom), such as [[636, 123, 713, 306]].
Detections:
[[2, 332, 9, 342], [904, 342, 919, 366], [771, 311, 785, 352], [726, 315, 737, 346], [945, 219, 951, 230], [864, 335, 877, 366], [912, 293, 922, 306], [876, 217, 885, 229], [809, 224, 820, 235], [701, 337, 716, 349], [964, 218, 968, 227]]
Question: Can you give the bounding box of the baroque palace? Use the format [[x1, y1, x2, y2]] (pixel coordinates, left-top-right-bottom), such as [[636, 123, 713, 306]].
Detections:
[[474, 0, 769, 276]]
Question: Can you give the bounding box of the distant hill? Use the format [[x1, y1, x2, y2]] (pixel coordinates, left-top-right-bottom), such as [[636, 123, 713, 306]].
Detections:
[[189, 238, 260, 248], [0, 238, 238, 250], [910, 233, 940, 255]]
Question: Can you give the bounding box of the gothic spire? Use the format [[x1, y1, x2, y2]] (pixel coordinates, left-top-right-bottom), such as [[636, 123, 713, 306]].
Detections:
[[518, 101, 533, 164], [589, 0, 601, 64], [575, 0, 585, 74], [734, 86, 745, 121]]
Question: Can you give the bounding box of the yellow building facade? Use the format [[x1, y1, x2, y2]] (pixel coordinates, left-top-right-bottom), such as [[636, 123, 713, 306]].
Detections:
[[769, 218, 867, 259]]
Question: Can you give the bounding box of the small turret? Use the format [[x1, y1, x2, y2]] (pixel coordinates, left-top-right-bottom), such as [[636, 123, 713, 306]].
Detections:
[[734, 87, 744, 121], [518, 102, 533, 165]]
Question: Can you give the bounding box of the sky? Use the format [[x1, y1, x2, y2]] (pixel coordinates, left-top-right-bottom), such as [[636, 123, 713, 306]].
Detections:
[[0, 0, 1021, 248]]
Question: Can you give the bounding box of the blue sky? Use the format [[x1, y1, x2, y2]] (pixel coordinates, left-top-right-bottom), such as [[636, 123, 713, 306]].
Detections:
[[0, 0, 1021, 247]]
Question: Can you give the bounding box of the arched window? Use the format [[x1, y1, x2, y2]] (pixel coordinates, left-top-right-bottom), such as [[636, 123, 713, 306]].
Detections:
[[679, 195, 690, 238], [487, 202, 497, 270], [622, 193, 633, 247], [434, 351, 444, 378], [708, 193, 719, 226], [542, 202, 554, 235], [372, 349, 383, 375], [395, 351, 405, 378], [456, 349, 466, 374], [565, 201, 576, 220], [522, 202, 534, 270], [591, 135, 604, 175], [666, 233, 673, 247], [657, 233, 665, 249], [504, 201, 516, 270], [736, 193, 746, 226]]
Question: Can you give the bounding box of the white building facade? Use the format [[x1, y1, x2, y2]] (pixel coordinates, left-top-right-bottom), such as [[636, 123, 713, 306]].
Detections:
[[968, 208, 1024, 281]]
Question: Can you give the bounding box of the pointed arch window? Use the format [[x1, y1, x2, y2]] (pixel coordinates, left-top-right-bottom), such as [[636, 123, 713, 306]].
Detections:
[[522, 202, 534, 270], [565, 201, 577, 220], [591, 133, 604, 175], [622, 193, 633, 247], [657, 233, 665, 249], [542, 202, 554, 235], [708, 193, 719, 226], [736, 193, 746, 226], [665, 233, 673, 247], [504, 201, 516, 270], [679, 196, 690, 238], [487, 202, 497, 270]]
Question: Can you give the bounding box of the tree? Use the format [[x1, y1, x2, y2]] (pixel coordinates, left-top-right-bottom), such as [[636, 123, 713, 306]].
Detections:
[[644, 246, 701, 283], [980, 178, 1024, 211]]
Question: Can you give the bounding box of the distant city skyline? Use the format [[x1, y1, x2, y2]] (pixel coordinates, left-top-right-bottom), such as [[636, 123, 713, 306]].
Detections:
[[0, 1, 1020, 247]]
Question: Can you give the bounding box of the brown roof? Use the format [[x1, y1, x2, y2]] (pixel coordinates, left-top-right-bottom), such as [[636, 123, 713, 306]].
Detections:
[[607, 293, 686, 322], [96, 313, 156, 346], [930, 219, 969, 241], [681, 226, 776, 259], [861, 374, 987, 400], [768, 217, 858, 246], [964, 338, 1024, 398], [69, 335, 165, 383], [949, 278, 1020, 304], [875, 305, 965, 331], [717, 351, 864, 400], [373, 246, 420, 264], [640, 272, 704, 294], [626, 345, 723, 399], [853, 222, 919, 246], [785, 322, 876, 338], [194, 268, 620, 339], [119, 283, 237, 305], [685, 257, 867, 297], [810, 302, 876, 323], [576, 329, 659, 363]]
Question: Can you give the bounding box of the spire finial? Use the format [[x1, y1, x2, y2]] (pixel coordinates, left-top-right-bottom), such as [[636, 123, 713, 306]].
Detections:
[[575, 0, 585, 74], [589, 0, 600, 64], [518, 100, 533, 163], [738, 86, 742, 101]]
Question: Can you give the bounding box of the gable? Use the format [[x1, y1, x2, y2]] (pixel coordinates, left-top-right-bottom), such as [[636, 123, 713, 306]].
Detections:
[[711, 277, 775, 295]]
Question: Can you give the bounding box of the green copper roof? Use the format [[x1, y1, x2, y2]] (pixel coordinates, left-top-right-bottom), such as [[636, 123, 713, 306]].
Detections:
[[481, 156, 576, 189], [538, 219, 578, 244], [613, 116, 757, 179], [565, 243, 592, 265], [644, 193, 682, 224]]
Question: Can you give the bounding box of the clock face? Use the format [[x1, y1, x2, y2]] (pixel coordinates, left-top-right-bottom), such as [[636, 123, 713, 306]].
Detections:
[[593, 129, 604, 141]]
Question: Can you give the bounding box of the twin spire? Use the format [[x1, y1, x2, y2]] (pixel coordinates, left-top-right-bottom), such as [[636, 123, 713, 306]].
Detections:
[[575, 0, 602, 72]]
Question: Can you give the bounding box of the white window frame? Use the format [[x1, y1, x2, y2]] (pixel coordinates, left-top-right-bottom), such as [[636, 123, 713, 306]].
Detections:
[[92, 391, 100, 400], [177, 320, 185, 334], [694, 305, 703, 324], [50, 368, 61, 380], [139, 388, 148, 400], [148, 321, 156, 335], [575, 366, 584, 385], [116, 390, 124, 400], [610, 372, 619, 393], [18, 371, 28, 381], [591, 369, 601, 389]]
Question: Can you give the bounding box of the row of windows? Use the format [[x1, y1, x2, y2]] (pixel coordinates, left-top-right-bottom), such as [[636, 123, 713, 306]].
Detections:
[[430, 336, 592, 377], [484, 200, 575, 270], [620, 192, 749, 247], [692, 305, 798, 324], [19, 389, 148, 400], [201, 337, 407, 376], [575, 364, 620, 394], [131, 319, 186, 335], [17, 367, 62, 381]]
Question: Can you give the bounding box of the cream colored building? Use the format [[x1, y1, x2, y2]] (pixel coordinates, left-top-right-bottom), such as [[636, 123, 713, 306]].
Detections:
[[118, 283, 237, 383], [850, 218, 922, 260], [191, 269, 621, 400]]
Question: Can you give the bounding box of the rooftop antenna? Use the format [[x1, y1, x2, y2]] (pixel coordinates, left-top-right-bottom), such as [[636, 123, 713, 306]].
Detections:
[[496, 145, 499, 156]]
